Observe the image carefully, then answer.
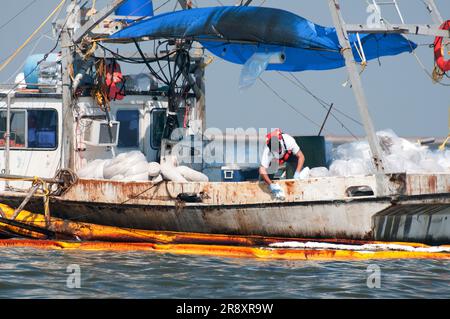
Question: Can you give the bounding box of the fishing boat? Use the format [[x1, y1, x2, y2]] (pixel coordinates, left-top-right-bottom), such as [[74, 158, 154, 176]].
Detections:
[[1, 0, 450, 245]]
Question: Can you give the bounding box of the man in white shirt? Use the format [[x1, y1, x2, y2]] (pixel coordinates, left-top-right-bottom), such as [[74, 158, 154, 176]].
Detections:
[[260, 129, 305, 200]]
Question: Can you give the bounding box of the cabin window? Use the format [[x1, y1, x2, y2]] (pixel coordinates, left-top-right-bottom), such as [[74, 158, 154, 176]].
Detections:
[[0, 109, 58, 150], [0, 110, 26, 148], [27, 110, 58, 149], [117, 110, 140, 148], [150, 109, 166, 149]]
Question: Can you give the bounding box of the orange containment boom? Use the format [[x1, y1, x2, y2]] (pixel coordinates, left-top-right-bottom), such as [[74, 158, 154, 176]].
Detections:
[[0, 239, 450, 261], [1, 203, 450, 260]]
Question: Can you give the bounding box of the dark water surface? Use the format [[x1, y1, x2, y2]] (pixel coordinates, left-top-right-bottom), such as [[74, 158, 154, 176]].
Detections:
[[0, 248, 449, 298]]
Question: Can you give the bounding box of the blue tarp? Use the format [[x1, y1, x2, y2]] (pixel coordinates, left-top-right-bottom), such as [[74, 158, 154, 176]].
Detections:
[[110, 6, 417, 72]]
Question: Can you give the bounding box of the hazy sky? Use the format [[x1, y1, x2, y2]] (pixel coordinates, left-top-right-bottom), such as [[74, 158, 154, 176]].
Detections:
[[1, 0, 450, 138]]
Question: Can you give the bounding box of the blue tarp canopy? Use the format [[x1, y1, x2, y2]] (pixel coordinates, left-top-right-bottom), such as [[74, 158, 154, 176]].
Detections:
[[110, 6, 417, 72]]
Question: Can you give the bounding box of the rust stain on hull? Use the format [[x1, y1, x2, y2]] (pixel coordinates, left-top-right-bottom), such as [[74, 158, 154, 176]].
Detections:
[[3, 173, 450, 244], [0, 203, 376, 245], [428, 175, 438, 194], [0, 204, 436, 249]]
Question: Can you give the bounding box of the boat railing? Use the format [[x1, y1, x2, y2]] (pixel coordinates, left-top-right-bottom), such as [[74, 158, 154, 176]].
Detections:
[[0, 83, 61, 93]]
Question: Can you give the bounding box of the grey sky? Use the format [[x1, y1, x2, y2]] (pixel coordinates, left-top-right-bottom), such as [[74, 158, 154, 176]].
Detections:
[[1, 0, 449, 138]]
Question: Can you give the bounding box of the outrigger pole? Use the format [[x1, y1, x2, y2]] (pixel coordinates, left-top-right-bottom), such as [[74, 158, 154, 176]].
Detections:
[[61, 4, 75, 171], [328, 0, 386, 174], [329, 0, 447, 195]]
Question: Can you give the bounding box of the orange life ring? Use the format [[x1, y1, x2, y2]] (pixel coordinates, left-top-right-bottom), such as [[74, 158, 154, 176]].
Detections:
[[434, 20, 450, 72]]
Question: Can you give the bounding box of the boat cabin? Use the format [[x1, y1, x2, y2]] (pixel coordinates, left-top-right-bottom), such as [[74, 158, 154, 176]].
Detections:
[[0, 77, 199, 190]]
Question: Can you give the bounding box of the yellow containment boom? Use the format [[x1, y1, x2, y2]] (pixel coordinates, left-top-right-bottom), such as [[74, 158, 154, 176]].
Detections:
[[0, 239, 449, 261], [1, 203, 450, 261]]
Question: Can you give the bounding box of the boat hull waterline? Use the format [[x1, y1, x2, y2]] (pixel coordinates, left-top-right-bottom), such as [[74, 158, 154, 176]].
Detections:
[[1, 173, 450, 245]]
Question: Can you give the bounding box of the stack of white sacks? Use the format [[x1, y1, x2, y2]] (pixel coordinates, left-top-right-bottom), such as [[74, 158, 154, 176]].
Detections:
[[78, 151, 209, 182], [298, 129, 450, 178], [78, 129, 450, 181]]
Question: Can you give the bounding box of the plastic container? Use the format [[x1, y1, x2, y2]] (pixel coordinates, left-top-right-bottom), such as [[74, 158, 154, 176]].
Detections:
[[23, 53, 59, 89], [221, 166, 259, 182], [115, 0, 154, 18]]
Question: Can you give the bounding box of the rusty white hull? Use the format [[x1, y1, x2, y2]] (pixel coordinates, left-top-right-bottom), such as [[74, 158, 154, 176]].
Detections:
[[2, 173, 450, 244]]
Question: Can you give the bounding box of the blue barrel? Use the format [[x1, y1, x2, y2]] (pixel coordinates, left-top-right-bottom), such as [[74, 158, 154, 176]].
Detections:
[[23, 53, 59, 89], [115, 0, 154, 18]]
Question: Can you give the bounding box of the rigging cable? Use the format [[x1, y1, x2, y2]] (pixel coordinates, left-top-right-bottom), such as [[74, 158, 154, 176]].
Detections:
[[258, 77, 326, 133], [0, 0, 38, 32], [154, 0, 173, 12], [0, 0, 67, 74], [133, 40, 171, 84], [279, 73, 360, 139], [283, 72, 363, 127], [0, 0, 75, 103], [5, 32, 50, 84], [371, 14, 450, 87], [5, 1, 67, 84]]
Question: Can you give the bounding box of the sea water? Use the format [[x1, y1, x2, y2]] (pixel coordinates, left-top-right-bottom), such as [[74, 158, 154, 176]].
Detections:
[[0, 248, 449, 298]]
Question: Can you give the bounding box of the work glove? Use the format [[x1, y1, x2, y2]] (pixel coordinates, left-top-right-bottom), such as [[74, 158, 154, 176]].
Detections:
[[294, 167, 310, 180], [269, 183, 286, 201]]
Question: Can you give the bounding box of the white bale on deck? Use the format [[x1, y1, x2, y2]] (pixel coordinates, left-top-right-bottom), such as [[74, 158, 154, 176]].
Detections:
[[125, 161, 149, 176], [111, 174, 125, 181], [160, 164, 187, 182], [78, 159, 109, 179], [309, 167, 329, 178], [329, 129, 450, 176], [151, 174, 164, 183], [176, 166, 209, 182], [148, 162, 161, 177], [297, 167, 310, 179], [123, 173, 149, 181], [103, 151, 148, 180]]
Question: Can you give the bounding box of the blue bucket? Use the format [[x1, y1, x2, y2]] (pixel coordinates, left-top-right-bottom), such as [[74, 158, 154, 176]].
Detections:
[[115, 0, 154, 18]]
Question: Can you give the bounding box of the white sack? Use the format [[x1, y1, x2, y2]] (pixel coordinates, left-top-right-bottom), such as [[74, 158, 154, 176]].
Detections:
[[161, 164, 188, 182], [176, 166, 209, 182], [309, 167, 329, 178], [148, 162, 161, 177]]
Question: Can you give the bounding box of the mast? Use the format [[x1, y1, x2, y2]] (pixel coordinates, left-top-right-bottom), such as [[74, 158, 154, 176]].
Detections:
[[328, 0, 385, 173], [178, 0, 206, 134], [73, 0, 127, 43], [61, 2, 75, 170], [61, 0, 126, 170], [5, 92, 13, 189], [193, 46, 206, 134]]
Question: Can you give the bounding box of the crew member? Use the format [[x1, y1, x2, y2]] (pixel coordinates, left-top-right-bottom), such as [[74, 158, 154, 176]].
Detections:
[[259, 129, 305, 199], [28, 115, 38, 148]]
